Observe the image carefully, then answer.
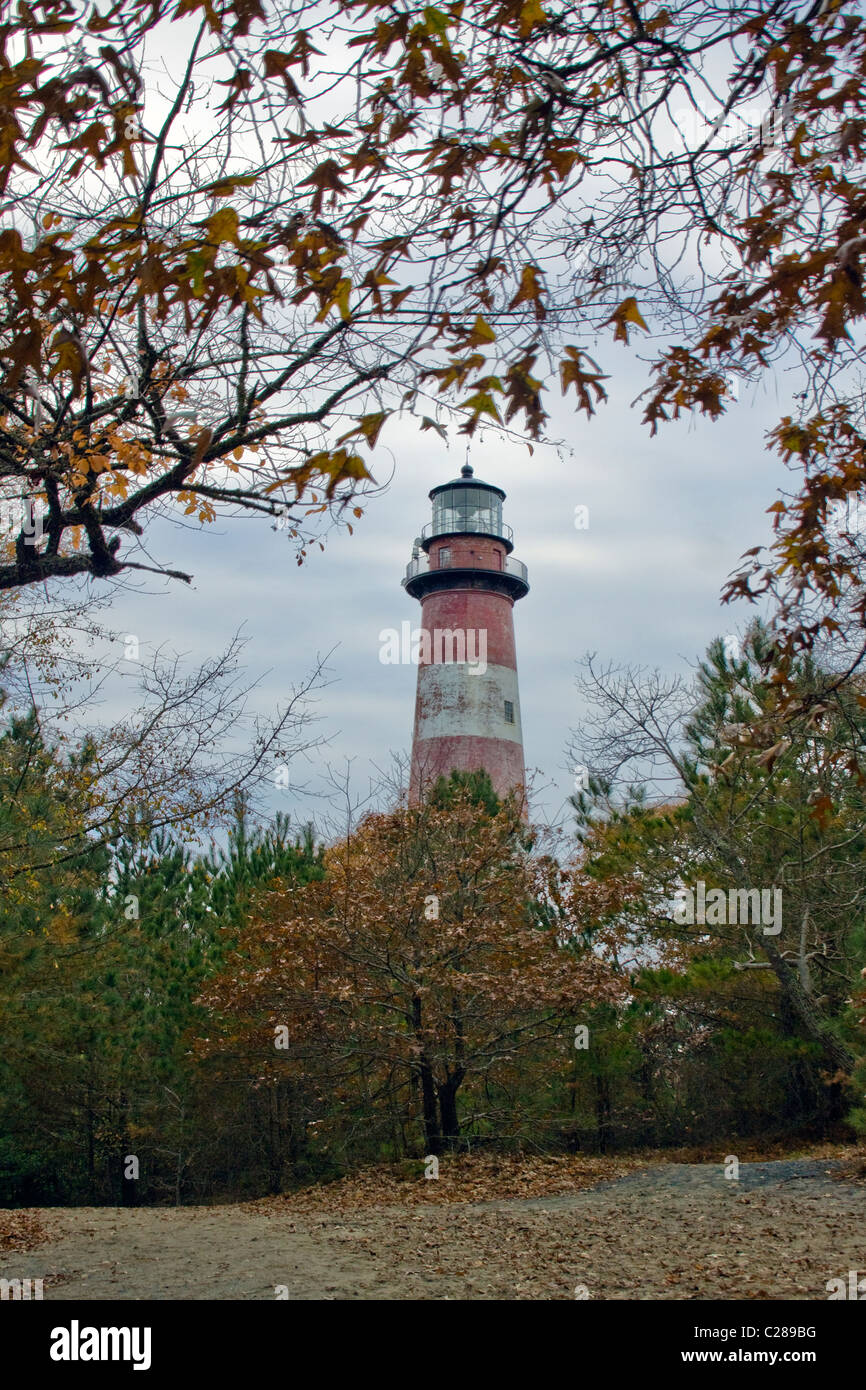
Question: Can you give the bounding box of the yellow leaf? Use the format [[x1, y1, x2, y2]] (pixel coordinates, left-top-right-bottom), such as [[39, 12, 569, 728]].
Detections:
[[604, 296, 649, 343], [508, 265, 546, 321], [206, 207, 240, 246], [337, 412, 388, 449], [460, 390, 501, 422], [519, 0, 547, 36], [621, 297, 648, 330], [315, 276, 353, 323], [467, 314, 496, 345], [204, 175, 258, 198]]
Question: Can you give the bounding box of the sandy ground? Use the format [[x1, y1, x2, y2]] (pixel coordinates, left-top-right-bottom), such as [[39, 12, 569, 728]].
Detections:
[[3, 1158, 865, 1300]]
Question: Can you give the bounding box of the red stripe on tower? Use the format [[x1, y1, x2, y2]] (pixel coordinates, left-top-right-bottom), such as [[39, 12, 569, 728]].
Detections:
[[403, 463, 529, 805]]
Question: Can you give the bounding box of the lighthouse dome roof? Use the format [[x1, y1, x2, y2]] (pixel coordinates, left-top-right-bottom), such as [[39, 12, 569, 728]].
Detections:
[[428, 462, 506, 502]]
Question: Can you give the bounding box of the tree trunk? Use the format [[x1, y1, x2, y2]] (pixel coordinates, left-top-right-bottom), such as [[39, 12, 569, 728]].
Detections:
[[438, 1072, 465, 1149], [86, 1098, 95, 1196], [118, 1091, 137, 1207], [267, 1085, 282, 1194], [762, 937, 854, 1074], [594, 1073, 613, 1153], [638, 1048, 658, 1146], [438, 997, 466, 1150], [418, 1059, 441, 1153], [778, 991, 816, 1127], [412, 995, 442, 1153]]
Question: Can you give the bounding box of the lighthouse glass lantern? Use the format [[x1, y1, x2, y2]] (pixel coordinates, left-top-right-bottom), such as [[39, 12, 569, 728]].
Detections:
[[429, 469, 505, 542]]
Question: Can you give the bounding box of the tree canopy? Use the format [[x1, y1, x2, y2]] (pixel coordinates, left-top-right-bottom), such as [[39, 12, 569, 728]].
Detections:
[[1, 0, 865, 692]]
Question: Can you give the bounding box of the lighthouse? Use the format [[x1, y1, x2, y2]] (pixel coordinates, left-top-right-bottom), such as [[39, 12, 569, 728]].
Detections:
[[403, 463, 529, 804]]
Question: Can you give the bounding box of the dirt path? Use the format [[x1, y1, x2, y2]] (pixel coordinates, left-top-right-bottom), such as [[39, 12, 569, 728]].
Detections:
[[4, 1159, 865, 1300]]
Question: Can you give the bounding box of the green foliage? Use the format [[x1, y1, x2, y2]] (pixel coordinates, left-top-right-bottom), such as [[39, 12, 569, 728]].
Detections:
[[568, 625, 866, 1142], [3, 630, 864, 1204], [430, 767, 500, 815], [0, 714, 324, 1204]]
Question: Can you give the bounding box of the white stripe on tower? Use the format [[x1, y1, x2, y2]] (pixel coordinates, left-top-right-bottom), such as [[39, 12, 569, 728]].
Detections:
[[413, 663, 522, 743]]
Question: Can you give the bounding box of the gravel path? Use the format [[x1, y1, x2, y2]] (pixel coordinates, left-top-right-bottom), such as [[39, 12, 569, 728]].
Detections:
[[3, 1159, 864, 1300]]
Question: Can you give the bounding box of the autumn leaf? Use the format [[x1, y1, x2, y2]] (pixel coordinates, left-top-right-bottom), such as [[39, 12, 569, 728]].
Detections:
[[460, 390, 501, 423], [337, 412, 388, 449], [298, 160, 349, 216], [518, 0, 547, 37], [420, 416, 448, 441], [559, 346, 609, 417], [466, 314, 496, 345], [314, 276, 352, 323], [509, 265, 546, 321], [423, 6, 450, 36], [604, 296, 649, 344], [48, 330, 86, 397], [262, 50, 302, 100], [205, 207, 241, 246], [204, 175, 259, 198]]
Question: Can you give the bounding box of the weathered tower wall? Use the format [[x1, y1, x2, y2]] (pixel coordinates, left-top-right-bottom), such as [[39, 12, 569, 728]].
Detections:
[[408, 584, 525, 802]]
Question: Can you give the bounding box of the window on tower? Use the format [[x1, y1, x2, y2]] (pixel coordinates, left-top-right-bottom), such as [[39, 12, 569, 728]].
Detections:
[[504, 700, 514, 724], [438, 546, 451, 567]]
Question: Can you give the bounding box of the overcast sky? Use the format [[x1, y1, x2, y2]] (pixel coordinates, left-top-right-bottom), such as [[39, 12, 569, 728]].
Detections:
[[0, 6, 806, 841], [80, 331, 794, 838]]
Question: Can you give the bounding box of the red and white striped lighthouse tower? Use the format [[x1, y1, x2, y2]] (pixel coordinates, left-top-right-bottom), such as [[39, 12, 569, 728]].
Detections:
[[403, 463, 529, 803]]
